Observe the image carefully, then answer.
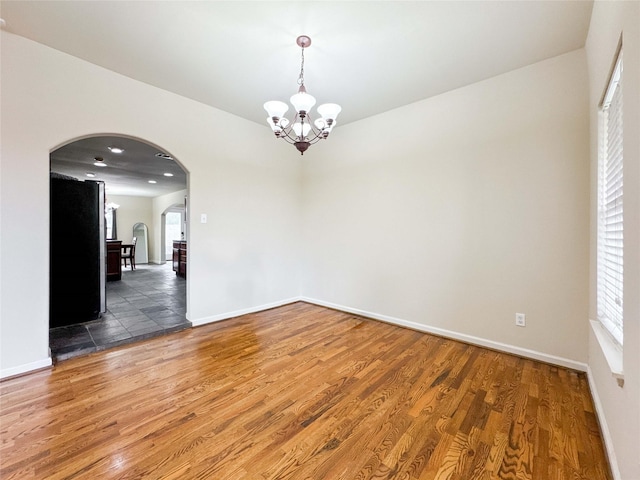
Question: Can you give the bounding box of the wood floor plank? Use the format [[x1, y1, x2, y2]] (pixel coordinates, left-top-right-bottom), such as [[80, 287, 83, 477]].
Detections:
[[0, 302, 612, 479]]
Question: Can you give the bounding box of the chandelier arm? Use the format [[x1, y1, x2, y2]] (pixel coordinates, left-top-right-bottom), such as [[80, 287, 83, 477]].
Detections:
[[303, 114, 328, 143], [278, 135, 297, 145], [307, 135, 325, 145], [280, 129, 310, 145], [277, 113, 304, 143], [277, 124, 324, 145], [274, 110, 328, 144], [275, 123, 298, 143]]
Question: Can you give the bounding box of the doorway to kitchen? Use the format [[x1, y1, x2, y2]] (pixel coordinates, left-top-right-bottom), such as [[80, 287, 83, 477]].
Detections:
[[48, 134, 189, 362], [164, 208, 185, 261]]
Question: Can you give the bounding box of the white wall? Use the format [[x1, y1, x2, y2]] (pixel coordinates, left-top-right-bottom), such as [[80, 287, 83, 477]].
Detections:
[[301, 50, 590, 366], [108, 194, 154, 253], [108, 194, 155, 264], [586, 2, 640, 479], [0, 32, 301, 377]]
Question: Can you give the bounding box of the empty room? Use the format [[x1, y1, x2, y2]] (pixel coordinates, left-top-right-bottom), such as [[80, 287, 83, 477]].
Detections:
[[0, 1, 638, 479]]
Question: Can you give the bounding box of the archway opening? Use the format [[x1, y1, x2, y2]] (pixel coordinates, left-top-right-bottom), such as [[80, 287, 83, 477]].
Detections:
[[49, 134, 190, 361], [162, 203, 186, 263]]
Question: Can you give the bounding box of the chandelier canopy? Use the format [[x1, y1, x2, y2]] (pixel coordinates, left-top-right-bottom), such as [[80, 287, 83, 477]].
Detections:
[[264, 35, 341, 155]]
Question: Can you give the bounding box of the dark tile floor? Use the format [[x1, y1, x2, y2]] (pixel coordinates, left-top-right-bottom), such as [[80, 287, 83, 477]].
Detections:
[[50, 262, 190, 362]]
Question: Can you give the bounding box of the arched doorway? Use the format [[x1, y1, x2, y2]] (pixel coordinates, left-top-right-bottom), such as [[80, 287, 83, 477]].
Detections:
[[48, 134, 189, 361], [161, 203, 186, 263]]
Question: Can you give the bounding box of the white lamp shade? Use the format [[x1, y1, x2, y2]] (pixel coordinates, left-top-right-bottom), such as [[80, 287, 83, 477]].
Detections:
[[264, 100, 289, 119], [290, 91, 316, 113], [325, 119, 336, 133], [317, 103, 342, 121], [267, 117, 282, 132], [292, 122, 311, 138]]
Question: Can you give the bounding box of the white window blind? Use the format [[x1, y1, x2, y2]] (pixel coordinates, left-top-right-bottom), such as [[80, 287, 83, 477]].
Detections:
[[597, 52, 624, 345]]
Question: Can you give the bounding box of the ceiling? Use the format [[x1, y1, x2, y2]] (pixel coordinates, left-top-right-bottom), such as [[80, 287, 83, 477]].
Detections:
[[50, 136, 187, 197], [2, 1, 593, 195]]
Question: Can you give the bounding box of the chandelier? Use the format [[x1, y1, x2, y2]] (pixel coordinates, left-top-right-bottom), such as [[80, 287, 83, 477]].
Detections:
[[264, 35, 342, 155]]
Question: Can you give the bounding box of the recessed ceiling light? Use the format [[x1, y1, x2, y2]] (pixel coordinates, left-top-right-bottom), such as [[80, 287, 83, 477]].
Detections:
[[93, 157, 107, 167], [148, 180, 157, 184], [108, 146, 124, 154], [163, 173, 174, 177], [86, 173, 96, 178]]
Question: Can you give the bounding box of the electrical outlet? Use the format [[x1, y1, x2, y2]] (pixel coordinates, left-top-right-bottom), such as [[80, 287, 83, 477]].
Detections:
[[515, 313, 526, 327], [200, 213, 207, 224]]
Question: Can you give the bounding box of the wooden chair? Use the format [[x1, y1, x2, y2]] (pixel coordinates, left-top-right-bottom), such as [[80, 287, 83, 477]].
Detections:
[[122, 237, 137, 271]]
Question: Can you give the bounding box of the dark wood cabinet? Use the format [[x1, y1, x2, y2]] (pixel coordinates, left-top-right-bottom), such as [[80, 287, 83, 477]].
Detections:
[[106, 240, 122, 281], [172, 241, 187, 278], [172, 244, 179, 273]]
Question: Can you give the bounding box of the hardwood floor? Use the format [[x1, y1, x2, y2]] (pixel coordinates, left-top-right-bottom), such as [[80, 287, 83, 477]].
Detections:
[[0, 302, 611, 479]]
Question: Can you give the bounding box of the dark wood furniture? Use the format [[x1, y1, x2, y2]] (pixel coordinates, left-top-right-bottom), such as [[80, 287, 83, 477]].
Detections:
[[172, 240, 187, 278], [106, 240, 122, 281]]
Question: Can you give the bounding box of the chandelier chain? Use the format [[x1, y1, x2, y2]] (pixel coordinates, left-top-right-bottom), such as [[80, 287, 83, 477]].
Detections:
[[298, 46, 305, 87]]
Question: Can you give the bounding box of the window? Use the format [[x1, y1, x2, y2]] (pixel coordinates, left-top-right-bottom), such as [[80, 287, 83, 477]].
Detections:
[[105, 209, 114, 240], [597, 50, 624, 345], [105, 203, 119, 240], [165, 211, 183, 260]]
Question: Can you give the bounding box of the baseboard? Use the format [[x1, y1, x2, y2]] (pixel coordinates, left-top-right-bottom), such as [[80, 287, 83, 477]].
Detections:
[[300, 297, 588, 372], [586, 366, 621, 480], [190, 297, 302, 327], [1, 357, 53, 381]]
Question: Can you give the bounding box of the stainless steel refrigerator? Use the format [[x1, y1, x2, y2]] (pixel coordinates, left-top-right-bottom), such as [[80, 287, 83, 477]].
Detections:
[[50, 175, 106, 328]]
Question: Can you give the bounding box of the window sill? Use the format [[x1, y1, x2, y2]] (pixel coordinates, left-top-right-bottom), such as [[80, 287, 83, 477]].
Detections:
[[590, 320, 624, 387]]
